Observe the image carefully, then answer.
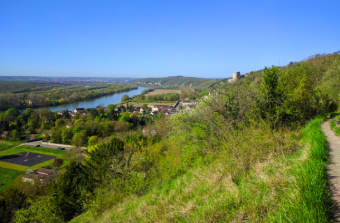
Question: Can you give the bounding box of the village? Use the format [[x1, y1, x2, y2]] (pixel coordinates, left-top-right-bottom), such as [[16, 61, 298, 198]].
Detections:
[[55, 99, 198, 118]]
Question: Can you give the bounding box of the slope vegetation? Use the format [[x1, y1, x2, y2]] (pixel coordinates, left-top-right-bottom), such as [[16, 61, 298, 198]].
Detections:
[[12, 52, 340, 222]]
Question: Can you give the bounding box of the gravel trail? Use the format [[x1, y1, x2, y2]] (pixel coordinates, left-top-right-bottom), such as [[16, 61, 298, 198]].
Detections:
[[322, 119, 340, 221]]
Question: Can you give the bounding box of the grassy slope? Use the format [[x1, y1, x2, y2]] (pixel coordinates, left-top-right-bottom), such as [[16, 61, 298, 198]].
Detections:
[[0, 140, 23, 152], [0, 146, 67, 172], [0, 167, 25, 192], [72, 116, 333, 222]]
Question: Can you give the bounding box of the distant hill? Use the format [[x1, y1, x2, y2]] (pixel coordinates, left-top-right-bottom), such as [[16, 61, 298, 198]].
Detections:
[[130, 76, 230, 90]]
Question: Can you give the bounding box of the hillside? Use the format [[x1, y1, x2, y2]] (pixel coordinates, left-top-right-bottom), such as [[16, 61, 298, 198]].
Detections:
[[130, 76, 229, 90], [7, 51, 340, 222]]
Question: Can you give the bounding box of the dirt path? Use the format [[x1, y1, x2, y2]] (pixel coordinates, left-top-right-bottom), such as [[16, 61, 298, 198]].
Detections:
[[322, 119, 340, 221]]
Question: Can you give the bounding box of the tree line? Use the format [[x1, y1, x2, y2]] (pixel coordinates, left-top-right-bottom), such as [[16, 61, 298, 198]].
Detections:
[[0, 83, 137, 111]]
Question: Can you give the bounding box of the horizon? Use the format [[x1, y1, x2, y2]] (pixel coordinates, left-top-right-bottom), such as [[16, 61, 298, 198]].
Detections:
[[1, 0, 339, 78]]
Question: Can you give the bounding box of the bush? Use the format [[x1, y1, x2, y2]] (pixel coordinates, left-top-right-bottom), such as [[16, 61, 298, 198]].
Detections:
[[53, 158, 64, 167]]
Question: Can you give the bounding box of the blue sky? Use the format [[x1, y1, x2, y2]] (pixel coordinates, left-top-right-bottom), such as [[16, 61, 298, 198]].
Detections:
[[0, 0, 339, 78]]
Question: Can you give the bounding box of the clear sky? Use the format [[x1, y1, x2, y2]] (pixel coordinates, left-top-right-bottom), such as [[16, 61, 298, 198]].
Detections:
[[0, 0, 339, 78]]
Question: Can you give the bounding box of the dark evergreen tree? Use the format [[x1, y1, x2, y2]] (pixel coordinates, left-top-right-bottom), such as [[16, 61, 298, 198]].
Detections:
[[84, 137, 124, 182], [51, 161, 95, 221]]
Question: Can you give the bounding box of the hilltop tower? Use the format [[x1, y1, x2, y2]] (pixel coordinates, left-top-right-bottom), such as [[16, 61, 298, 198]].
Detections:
[[233, 72, 240, 79], [228, 71, 244, 83]]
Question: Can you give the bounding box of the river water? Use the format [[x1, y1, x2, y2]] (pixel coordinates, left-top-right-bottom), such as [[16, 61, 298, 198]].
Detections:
[[35, 87, 147, 112]]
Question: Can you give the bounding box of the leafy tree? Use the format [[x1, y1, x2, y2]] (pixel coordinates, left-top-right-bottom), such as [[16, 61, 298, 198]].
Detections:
[[88, 135, 99, 146], [72, 126, 82, 134], [61, 127, 73, 144], [71, 131, 87, 149], [121, 94, 130, 102], [55, 119, 64, 129], [89, 109, 99, 119], [11, 129, 20, 139], [118, 112, 131, 122]]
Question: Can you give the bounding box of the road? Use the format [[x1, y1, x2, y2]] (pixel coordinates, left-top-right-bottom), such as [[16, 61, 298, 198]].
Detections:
[[24, 140, 71, 151]]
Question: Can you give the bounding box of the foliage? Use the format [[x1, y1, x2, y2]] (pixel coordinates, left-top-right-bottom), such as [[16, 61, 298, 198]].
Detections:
[[51, 161, 95, 221], [84, 138, 124, 183], [146, 93, 180, 101]]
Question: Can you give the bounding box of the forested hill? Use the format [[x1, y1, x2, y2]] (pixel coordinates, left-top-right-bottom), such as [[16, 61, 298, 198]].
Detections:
[[130, 76, 229, 90]]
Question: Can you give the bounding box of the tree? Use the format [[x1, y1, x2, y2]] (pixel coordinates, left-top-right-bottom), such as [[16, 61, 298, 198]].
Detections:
[[61, 128, 73, 144], [142, 104, 148, 110], [5, 108, 20, 122], [71, 131, 87, 149], [11, 129, 20, 139], [107, 104, 116, 113], [55, 119, 64, 129], [51, 161, 95, 221], [88, 135, 99, 146], [121, 94, 130, 102], [84, 138, 124, 182], [114, 121, 129, 132], [72, 126, 82, 134], [86, 120, 98, 135], [39, 108, 50, 121]]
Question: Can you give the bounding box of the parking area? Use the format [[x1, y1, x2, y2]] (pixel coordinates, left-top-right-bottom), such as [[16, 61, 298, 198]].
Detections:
[[24, 141, 71, 151], [0, 152, 56, 167]]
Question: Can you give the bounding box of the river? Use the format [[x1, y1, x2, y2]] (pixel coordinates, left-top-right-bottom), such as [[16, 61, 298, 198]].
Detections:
[[34, 87, 147, 112]]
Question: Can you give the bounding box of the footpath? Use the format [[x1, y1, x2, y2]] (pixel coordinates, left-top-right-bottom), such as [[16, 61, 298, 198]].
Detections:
[[322, 119, 340, 222]]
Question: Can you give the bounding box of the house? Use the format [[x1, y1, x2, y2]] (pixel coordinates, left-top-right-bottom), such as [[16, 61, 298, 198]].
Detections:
[[150, 111, 158, 116], [21, 168, 57, 185], [134, 107, 142, 112], [74, 108, 85, 113], [1, 131, 9, 138], [151, 105, 160, 112], [37, 168, 56, 176], [181, 100, 198, 106], [96, 106, 102, 109], [28, 99, 37, 106], [166, 109, 179, 116], [30, 135, 38, 140], [115, 105, 126, 112], [57, 110, 67, 115]]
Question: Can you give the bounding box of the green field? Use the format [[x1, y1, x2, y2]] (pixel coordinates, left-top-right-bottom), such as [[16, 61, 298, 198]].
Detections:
[[0, 140, 22, 152], [0, 167, 25, 191], [0, 146, 68, 171]]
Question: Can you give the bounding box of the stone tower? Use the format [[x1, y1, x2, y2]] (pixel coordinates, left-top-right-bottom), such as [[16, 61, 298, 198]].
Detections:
[[233, 72, 240, 79]]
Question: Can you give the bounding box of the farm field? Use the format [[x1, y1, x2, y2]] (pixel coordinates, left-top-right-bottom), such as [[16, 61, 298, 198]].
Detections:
[[0, 140, 22, 152], [144, 89, 181, 96]]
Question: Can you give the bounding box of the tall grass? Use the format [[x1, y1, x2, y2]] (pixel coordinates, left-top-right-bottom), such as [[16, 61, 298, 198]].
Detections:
[[70, 116, 333, 222]]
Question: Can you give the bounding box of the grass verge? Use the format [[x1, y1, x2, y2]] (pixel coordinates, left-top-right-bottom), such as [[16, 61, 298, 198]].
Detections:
[[71, 116, 333, 222], [0, 140, 22, 152]]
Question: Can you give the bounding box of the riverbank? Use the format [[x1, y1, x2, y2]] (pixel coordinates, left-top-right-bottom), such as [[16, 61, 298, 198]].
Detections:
[[1, 87, 146, 113], [0, 85, 139, 112]]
